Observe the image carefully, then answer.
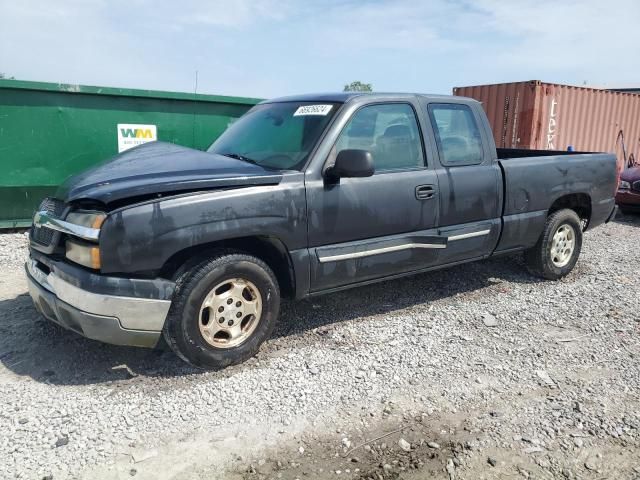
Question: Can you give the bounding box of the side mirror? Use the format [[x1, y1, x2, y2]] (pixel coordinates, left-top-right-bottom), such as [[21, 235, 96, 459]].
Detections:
[[327, 149, 375, 179]]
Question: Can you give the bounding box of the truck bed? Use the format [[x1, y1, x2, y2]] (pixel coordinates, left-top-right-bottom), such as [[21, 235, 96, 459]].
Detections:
[[494, 150, 618, 254]]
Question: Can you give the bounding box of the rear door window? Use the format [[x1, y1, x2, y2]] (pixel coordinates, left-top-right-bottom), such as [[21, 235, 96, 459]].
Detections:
[[428, 104, 484, 166]]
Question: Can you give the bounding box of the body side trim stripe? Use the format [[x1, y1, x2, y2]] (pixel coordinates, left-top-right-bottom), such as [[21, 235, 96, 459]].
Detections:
[[318, 242, 446, 263], [447, 229, 491, 241], [317, 228, 491, 263]]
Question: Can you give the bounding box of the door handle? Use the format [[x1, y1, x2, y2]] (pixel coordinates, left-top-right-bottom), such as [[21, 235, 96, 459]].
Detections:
[[415, 184, 436, 200]]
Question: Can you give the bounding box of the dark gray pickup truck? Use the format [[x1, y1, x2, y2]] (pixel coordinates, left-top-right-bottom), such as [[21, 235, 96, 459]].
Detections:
[[26, 93, 618, 368]]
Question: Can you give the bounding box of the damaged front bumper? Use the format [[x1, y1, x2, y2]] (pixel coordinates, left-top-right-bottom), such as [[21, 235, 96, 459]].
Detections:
[[25, 257, 175, 348]]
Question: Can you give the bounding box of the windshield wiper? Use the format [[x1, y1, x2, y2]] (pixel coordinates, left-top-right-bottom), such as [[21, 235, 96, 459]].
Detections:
[[220, 152, 259, 165]]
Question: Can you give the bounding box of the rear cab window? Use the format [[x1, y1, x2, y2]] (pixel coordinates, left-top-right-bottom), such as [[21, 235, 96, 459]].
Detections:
[[428, 104, 484, 166]]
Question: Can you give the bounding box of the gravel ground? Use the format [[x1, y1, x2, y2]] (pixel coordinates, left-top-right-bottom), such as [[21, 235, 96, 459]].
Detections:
[[1, 214, 639, 479], [0, 231, 30, 270]]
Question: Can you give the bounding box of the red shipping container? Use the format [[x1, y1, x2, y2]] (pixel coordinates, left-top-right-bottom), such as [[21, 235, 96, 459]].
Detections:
[[453, 81, 640, 174]]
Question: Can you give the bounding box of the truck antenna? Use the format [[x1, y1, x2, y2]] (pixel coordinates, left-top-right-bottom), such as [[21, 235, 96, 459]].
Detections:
[[192, 70, 198, 148]]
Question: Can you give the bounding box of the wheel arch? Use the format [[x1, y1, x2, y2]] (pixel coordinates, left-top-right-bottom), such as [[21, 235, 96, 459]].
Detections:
[[548, 193, 591, 229], [159, 235, 296, 298]]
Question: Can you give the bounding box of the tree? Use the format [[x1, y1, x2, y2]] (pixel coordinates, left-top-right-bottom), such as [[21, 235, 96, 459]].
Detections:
[[343, 81, 372, 92], [0, 73, 15, 80]]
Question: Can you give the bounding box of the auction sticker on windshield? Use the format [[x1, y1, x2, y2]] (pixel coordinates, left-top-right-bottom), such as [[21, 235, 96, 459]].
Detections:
[[293, 105, 333, 116]]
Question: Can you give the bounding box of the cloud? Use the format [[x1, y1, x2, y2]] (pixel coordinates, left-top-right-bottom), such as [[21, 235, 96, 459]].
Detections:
[[466, 0, 640, 81], [308, 3, 446, 51], [176, 0, 293, 28], [0, 0, 638, 97]]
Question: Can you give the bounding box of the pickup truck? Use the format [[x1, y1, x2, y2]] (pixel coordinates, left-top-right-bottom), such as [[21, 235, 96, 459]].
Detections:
[[26, 93, 618, 368]]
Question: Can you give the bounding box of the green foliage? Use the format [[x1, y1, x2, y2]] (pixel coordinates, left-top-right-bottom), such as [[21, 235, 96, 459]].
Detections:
[[343, 81, 373, 92]]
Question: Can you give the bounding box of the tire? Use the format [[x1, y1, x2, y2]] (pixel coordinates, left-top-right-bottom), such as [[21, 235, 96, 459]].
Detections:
[[524, 209, 583, 280], [163, 251, 280, 369]]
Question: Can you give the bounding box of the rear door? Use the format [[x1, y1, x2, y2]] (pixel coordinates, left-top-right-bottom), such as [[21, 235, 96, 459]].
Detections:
[[421, 101, 502, 264], [305, 101, 442, 292]]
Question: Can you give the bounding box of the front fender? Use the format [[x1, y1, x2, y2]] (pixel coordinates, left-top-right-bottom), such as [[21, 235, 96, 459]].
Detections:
[[99, 178, 307, 274]]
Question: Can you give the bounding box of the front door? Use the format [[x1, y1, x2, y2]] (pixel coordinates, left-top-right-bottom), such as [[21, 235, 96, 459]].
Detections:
[[306, 102, 441, 292]]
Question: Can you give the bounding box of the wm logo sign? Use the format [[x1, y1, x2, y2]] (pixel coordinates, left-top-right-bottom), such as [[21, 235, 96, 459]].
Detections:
[[117, 123, 157, 152], [120, 128, 154, 139]]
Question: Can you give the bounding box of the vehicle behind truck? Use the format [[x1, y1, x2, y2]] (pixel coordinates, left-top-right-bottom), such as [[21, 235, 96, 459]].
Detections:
[[26, 92, 618, 368]]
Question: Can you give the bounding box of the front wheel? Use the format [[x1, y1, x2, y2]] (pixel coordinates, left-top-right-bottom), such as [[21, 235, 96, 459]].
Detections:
[[524, 209, 583, 280], [163, 252, 280, 369]]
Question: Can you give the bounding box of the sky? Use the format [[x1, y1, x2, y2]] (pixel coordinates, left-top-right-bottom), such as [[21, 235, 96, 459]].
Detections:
[[1, 0, 639, 99]]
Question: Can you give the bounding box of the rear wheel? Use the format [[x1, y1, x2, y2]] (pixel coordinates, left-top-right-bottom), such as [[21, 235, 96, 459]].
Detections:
[[524, 209, 583, 280], [163, 252, 280, 369]]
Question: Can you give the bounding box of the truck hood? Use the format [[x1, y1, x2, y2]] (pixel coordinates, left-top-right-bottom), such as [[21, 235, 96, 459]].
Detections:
[[56, 141, 283, 204]]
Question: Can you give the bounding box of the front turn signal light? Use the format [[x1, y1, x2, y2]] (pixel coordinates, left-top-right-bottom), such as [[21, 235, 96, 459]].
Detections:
[[65, 239, 101, 270]]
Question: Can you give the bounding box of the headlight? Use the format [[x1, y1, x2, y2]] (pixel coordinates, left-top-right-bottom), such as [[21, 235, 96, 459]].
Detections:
[[65, 239, 101, 269], [619, 180, 631, 190], [65, 211, 106, 229], [63, 210, 105, 268]]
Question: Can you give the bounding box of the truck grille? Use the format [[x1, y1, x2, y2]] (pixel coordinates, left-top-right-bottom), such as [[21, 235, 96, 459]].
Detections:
[[31, 198, 66, 246]]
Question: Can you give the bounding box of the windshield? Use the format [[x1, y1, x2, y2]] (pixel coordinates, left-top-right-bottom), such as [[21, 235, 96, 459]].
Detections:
[[208, 102, 340, 170]]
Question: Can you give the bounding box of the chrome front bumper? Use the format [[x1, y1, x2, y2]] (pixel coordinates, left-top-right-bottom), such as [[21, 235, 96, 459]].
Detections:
[[26, 259, 172, 348]]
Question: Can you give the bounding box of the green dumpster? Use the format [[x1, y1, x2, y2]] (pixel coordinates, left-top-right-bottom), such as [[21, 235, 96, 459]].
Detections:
[[0, 79, 261, 228]]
